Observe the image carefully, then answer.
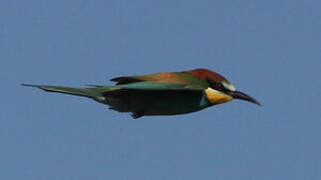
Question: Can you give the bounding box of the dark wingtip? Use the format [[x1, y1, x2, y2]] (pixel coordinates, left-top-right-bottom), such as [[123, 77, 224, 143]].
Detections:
[[110, 77, 143, 85]]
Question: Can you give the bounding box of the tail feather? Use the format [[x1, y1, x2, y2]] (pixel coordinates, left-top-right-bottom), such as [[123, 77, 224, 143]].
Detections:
[[22, 83, 101, 98]]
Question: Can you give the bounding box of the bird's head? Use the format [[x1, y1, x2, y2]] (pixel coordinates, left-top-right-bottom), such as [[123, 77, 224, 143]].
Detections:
[[187, 69, 261, 106]]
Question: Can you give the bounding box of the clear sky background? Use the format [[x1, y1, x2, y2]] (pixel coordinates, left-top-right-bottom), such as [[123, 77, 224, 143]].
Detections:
[[1, 0, 321, 179]]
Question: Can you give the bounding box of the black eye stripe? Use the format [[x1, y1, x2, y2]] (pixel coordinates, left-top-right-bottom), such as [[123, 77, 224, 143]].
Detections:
[[207, 79, 226, 92]]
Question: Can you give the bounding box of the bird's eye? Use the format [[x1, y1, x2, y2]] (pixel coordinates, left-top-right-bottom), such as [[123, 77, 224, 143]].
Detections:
[[207, 79, 225, 91], [215, 83, 224, 91]]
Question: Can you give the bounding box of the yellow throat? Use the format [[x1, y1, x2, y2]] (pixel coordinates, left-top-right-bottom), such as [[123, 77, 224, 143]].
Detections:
[[204, 87, 233, 105]]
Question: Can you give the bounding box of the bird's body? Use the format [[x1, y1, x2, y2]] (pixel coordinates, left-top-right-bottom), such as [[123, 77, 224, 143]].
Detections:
[[23, 68, 260, 118], [102, 89, 208, 118]]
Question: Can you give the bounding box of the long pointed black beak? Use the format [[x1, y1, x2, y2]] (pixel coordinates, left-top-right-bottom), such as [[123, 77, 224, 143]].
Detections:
[[229, 91, 261, 106]]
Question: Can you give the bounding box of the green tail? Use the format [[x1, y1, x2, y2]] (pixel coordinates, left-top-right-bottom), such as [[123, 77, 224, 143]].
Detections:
[[22, 83, 102, 98]]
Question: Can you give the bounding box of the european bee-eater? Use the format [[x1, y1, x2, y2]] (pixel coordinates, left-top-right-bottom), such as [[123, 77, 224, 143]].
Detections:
[[23, 68, 260, 118]]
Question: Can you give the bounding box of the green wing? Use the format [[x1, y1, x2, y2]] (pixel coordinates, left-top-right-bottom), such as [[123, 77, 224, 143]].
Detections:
[[109, 72, 209, 90], [22, 81, 204, 98], [93, 81, 205, 93]]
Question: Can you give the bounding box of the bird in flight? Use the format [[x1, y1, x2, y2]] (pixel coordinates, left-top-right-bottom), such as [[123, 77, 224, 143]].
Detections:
[[23, 68, 260, 118]]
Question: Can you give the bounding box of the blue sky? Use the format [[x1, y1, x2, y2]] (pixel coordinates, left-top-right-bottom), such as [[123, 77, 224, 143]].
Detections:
[[1, 0, 321, 179]]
